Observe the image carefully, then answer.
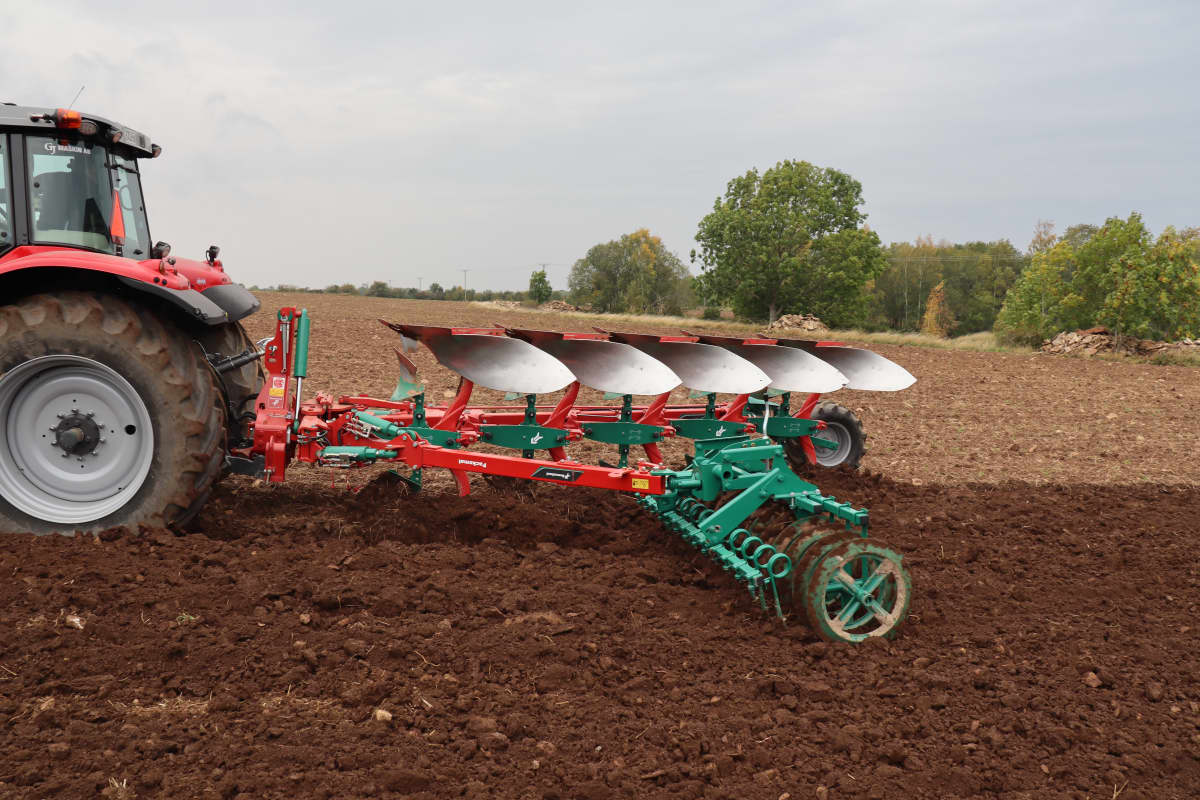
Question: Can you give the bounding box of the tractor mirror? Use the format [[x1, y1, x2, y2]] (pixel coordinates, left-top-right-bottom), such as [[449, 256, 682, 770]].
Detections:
[[151, 241, 171, 259]]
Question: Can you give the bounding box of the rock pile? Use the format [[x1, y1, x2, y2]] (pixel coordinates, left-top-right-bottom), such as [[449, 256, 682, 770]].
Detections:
[[1041, 326, 1200, 357], [765, 313, 828, 333], [539, 300, 579, 312]]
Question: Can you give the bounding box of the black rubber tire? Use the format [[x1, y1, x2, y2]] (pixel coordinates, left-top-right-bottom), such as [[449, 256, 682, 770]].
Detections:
[[783, 401, 866, 471], [0, 292, 226, 535], [197, 321, 264, 449]]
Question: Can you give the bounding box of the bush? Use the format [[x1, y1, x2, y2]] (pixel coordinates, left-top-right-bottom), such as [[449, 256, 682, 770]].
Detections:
[[701, 306, 722, 320]]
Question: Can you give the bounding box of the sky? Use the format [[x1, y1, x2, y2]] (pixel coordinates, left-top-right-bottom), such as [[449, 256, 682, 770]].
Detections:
[[2, 1, 1198, 291]]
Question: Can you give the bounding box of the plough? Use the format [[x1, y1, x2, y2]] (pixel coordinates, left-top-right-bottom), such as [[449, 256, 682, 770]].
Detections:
[[239, 308, 916, 642]]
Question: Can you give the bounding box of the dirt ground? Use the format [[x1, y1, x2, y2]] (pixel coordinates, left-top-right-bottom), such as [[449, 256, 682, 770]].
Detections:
[[1, 293, 1198, 799]]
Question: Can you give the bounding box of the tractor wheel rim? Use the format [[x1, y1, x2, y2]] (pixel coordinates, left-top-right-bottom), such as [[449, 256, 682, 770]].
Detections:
[[0, 355, 154, 525], [813, 421, 852, 467]]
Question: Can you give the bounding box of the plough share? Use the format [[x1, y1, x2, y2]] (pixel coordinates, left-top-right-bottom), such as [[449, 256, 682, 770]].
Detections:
[[239, 308, 917, 643]]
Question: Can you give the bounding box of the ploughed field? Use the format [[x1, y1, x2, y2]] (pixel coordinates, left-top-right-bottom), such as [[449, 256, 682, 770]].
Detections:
[[1, 292, 1197, 799]]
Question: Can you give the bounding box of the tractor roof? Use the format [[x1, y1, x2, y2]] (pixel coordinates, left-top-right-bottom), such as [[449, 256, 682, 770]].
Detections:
[[0, 103, 158, 158]]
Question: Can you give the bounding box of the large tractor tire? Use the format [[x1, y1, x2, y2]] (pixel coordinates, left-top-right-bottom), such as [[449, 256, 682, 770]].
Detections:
[[0, 292, 225, 535], [198, 321, 264, 449], [783, 401, 866, 471]]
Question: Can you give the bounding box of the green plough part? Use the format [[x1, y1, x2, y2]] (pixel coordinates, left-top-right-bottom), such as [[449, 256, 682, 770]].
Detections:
[[317, 445, 395, 465], [672, 417, 745, 440], [353, 411, 461, 448], [582, 421, 665, 446], [480, 424, 570, 450], [635, 436, 871, 620]]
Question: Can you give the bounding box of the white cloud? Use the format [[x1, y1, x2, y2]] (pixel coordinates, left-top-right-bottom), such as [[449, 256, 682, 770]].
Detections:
[[1, 0, 1197, 290]]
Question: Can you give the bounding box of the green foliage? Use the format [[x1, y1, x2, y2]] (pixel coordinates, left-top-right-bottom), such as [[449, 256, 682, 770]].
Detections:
[[528, 269, 553, 305], [1099, 227, 1200, 340], [870, 237, 1026, 333], [693, 160, 886, 325], [701, 306, 722, 320], [568, 229, 693, 314], [995, 214, 1200, 345], [366, 280, 391, 297], [992, 243, 1074, 345]]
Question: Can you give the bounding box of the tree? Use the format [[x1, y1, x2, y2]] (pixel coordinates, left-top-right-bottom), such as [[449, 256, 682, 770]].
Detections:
[[920, 281, 956, 337], [693, 160, 886, 324], [569, 229, 692, 314], [366, 281, 392, 297], [1028, 219, 1057, 255], [427, 282, 445, 300], [995, 214, 1200, 345], [993, 243, 1073, 345], [1099, 227, 1200, 340], [528, 269, 552, 304]]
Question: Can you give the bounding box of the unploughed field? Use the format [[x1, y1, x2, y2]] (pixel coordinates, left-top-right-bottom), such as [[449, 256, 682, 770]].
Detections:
[[1, 292, 1197, 800]]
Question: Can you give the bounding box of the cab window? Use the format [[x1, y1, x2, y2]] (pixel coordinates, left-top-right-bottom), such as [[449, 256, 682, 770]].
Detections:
[[0, 138, 11, 251], [26, 135, 114, 253]]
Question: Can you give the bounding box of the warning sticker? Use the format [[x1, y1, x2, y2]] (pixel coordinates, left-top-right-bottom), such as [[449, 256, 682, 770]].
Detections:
[[631, 477, 650, 490], [269, 376, 286, 397]]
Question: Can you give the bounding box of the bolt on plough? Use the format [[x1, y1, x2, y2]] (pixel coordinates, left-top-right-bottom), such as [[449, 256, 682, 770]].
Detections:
[[237, 308, 916, 643]]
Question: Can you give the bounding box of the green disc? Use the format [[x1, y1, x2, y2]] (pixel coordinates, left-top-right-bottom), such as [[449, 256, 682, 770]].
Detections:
[[803, 538, 912, 643]]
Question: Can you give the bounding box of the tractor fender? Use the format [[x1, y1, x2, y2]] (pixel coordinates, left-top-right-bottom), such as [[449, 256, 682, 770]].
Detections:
[[0, 246, 258, 325]]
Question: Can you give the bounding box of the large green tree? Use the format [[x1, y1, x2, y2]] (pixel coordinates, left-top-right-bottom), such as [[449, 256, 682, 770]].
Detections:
[[692, 160, 887, 325], [568, 229, 692, 314]]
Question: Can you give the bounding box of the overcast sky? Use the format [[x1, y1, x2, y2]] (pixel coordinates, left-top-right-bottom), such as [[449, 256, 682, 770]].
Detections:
[[3, 1, 1197, 290]]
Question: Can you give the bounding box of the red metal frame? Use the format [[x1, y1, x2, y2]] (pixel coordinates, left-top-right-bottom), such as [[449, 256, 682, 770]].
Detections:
[[248, 313, 831, 492], [0, 246, 236, 297]]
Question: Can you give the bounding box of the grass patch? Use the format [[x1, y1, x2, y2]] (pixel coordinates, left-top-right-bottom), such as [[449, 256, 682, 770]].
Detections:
[[1149, 350, 1200, 367], [822, 329, 1029, 352]]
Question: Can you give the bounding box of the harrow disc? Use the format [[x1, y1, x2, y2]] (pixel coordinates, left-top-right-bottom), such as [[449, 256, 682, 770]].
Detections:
[[803, 538, 911, 643]]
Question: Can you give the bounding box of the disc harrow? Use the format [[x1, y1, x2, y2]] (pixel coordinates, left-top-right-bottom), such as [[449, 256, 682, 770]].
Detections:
[[239, 307, 916, 642]]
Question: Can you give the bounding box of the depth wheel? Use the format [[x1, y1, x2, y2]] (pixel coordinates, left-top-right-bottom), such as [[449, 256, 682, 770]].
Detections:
[[803, 538, 911, 642], [783, 401, 866, 470], [0, 292, 225, 535]]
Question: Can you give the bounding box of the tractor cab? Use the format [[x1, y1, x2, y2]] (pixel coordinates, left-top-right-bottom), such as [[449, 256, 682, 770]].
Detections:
[[0, 105, 160, 260]]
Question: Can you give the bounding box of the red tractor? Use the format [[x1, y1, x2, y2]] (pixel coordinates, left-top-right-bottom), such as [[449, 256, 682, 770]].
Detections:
[[0, 105, 263, 534]]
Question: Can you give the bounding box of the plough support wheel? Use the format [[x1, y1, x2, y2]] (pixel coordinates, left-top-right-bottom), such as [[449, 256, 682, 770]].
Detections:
[[803, 538, 912, 643]]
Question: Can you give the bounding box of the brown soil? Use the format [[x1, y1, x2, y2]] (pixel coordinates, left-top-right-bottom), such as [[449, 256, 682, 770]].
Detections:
[[1, 293, 1198, 799], [243, 292, 1200, 487]]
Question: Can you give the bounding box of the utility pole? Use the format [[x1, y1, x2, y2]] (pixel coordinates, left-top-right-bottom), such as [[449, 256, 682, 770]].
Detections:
[[460, 269, 469, 290], [418, 277, 423, 291]]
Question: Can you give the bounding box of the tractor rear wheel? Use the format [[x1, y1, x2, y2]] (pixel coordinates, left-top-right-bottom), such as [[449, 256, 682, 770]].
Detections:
[[0, 292, 225, 535], [198, 321, 264, 450], [783, 401, 866, 470]]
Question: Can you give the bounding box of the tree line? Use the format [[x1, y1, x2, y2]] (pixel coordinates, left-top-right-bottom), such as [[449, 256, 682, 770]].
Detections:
[[254, 158, 1199, 344], [247, 281, 562, 304], [567, 160, 1198, 343]]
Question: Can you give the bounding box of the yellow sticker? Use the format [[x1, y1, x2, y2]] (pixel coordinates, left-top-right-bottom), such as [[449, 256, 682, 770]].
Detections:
[[269, 386, 285, 397], [631, 477, 650, 490]]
